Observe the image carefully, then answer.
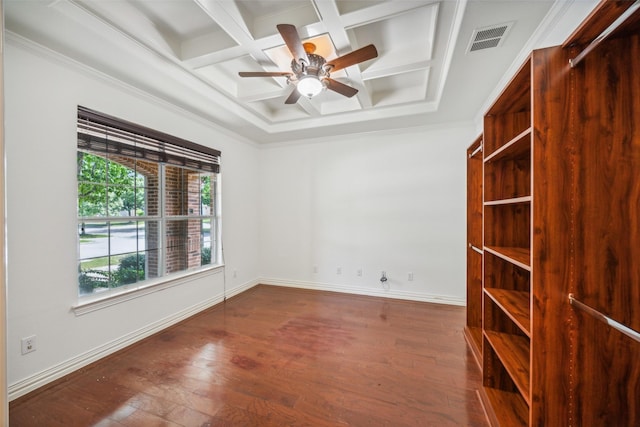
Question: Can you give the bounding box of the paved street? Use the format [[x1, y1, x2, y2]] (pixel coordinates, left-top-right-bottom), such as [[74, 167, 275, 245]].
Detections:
[[79, 223, 145, 260], [79, 222, 212, 260]]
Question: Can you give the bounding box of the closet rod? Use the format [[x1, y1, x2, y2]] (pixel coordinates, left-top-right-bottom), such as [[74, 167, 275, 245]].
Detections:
[[569, 0, 640, 68], [568, 294, 640, 343], [469, 244, 483, 255], [468, 143, 482, 159]]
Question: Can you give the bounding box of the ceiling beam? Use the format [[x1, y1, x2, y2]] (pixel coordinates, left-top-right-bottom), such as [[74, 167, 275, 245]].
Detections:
[[311, 0, 372, 109]]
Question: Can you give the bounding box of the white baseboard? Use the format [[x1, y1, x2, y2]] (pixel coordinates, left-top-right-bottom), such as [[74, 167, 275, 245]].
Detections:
[[258, 278, 466, 306], [8, 279, 259, 401], [224, 278, 259, 300]]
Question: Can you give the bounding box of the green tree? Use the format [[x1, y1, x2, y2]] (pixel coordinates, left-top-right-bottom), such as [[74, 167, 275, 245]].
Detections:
[[77, 152, 145, 219], [201, 175, 212, 212]]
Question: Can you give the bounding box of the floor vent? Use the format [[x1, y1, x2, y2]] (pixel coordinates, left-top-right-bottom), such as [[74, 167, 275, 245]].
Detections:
[[468, 22, 513, 52]]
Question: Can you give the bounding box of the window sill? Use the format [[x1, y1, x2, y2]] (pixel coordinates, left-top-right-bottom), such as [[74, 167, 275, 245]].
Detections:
[[72, 264, 224, 316]]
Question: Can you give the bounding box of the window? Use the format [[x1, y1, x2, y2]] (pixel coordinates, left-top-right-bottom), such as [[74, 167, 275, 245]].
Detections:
[[77, 106, 221, 297]]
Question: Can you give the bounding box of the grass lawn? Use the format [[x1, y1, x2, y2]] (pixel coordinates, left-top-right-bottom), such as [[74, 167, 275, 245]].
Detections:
[[79, 233, 107, 242], [81, 254, 128, 269]]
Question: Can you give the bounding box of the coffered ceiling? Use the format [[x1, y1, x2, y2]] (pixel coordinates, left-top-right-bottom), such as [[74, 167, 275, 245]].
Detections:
[[5, 1, 584, 143]]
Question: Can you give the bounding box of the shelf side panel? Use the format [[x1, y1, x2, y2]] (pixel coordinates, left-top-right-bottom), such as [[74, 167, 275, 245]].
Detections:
[[530, 45, 574, 426], [468, 248, 483, 332], [467, 135, 484, 358], [468, 135, 484, 248]]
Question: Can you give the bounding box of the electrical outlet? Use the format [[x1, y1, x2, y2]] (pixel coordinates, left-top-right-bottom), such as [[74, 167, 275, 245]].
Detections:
[[21, 335, 36, 355], [408, 272, 414, 281], [380, 271, 388, 286], [337, 267, 342, 275], [313, 265, 318, 274], [357, 268, 363, 277], [233, 270, 237, 278]]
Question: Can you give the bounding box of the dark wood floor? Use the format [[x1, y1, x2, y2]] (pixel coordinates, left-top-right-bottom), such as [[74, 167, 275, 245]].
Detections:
[[10, 285, 488, 426]]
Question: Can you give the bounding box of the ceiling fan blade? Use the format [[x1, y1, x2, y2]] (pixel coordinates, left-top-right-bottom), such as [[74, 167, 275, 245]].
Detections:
[[277, 24, 309, 64], [239, 71, 292, 77], [325, 78, 359, 98], [285, 87, 302, 104], [325, 44, 378, 72]]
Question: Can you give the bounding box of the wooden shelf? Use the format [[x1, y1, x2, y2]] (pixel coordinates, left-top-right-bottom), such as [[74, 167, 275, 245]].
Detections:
[[485, 288, 531, 336], [484, 330, 531, 405], [483, 387, 529, 427], [484, 246, 531, 270], [484, 128, 532, 163], [485, 196, 531, 206], [469, 243, 483, 254]]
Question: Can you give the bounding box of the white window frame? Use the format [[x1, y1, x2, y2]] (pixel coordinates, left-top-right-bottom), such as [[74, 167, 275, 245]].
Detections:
[[74, 107, 222, 314]]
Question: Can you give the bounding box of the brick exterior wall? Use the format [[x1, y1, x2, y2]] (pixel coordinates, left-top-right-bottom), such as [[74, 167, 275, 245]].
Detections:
[[164, 166, 203, 273]]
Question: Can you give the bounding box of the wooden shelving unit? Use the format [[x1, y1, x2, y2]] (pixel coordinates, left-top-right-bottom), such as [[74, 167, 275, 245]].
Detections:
[[465, 135, 483, 368], [467, 2, 640, 425], [472, 44, 577, 425], [481, 45, 577, 424], [481, 53, 533, 426]]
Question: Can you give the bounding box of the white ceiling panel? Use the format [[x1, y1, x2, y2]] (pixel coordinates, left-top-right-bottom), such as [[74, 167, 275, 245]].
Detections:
[[367, 68, 430, 107], [236, 0, 320, 39]]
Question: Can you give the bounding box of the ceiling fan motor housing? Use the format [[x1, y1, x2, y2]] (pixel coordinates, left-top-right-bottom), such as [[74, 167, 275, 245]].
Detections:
[[291, 54, 329, 80]]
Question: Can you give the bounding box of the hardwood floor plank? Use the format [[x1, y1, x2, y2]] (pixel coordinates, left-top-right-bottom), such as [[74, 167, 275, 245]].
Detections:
[[10, 285, 488, 426]]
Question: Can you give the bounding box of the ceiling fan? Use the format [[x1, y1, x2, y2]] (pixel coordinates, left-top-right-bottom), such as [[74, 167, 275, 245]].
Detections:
[[238, 24, 378, 104]]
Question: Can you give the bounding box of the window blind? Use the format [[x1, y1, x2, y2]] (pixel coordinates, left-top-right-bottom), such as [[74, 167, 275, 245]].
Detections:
[[77, 106, 221, 173]]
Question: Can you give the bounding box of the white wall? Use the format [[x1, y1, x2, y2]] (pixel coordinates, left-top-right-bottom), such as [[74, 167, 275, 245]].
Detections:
[[5, 40, 260, 397], [4, 26, 476, 400], [258, 124, 476, 304]]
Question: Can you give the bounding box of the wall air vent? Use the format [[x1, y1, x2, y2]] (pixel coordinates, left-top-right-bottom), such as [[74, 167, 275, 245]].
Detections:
[[468, 22, 513, 52]]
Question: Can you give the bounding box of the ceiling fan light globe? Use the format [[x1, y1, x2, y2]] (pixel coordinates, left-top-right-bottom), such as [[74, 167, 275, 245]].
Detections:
[[297, 76, 324, 98]]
